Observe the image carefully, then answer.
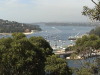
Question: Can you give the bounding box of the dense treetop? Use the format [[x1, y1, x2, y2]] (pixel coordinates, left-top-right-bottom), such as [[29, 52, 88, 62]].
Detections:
[[0, 33, 52, 75], [73, 34, 100, 54], [45, 55, 72, 75]]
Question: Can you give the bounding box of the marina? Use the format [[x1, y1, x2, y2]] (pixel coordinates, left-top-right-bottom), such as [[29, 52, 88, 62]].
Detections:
[[0, 25, 95, 51], [28, 25, 94, 48]]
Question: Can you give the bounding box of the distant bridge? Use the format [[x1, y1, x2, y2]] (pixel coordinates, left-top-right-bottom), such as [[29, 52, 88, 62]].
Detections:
[[54, 50, 75, 58]]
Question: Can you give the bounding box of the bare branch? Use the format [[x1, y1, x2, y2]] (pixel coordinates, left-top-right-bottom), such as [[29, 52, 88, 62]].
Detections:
[[91, 0, 98, 6]]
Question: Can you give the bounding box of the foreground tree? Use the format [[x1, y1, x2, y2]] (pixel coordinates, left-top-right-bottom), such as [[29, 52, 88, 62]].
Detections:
[[0, 33, 53, 75], [45, 55, 72, 75], [29, 36, 53, 57]]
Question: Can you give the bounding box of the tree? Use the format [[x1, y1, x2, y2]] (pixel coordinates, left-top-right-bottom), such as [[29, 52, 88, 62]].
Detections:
[[84, 0, 100, 36], [0, 19, 42, 33], [76, 67, 94, 75], [75, 61, 99, 75], [12, 32, 26, 40], [0, 33, 53, 75], [76, 68, 92, 75], [73, 34, 100, 58], [82, 0, 100, 21], [45, 55, 72, 75], [29, 36, 53, 57]]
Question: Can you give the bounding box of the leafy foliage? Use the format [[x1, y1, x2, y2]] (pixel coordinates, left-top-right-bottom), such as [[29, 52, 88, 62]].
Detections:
[[76, 68, 93, 75], [0, 33, 53, 75], [75, 61, 100, 75], [72, 34, 100, 75], [45, 55, 72, 75], [72, 34, 100, 59], [82, 0, 100, 21], [0, 19, 41, 33], [29, 36, 53, 56]]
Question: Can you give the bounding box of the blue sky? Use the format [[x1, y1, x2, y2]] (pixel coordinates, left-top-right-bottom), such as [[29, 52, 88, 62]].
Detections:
[[0, 0, 96, 23]]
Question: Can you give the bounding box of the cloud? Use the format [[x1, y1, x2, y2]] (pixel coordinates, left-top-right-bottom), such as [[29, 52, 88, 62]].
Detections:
[[5, 0, 18, 4], [0, 0, 94, 23]]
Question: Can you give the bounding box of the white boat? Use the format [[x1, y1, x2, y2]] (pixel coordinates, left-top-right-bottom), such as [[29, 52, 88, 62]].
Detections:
[[23, 30, 34, 35], [68, 36, 77, 40], [68, 32, 80, 40]]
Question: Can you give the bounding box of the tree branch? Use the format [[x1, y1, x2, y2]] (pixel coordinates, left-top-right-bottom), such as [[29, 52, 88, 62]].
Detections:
[[91, 0, 98, 6]]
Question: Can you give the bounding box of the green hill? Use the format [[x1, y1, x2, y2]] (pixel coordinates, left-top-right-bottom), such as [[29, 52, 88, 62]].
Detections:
[[0, 19, 41, 33]]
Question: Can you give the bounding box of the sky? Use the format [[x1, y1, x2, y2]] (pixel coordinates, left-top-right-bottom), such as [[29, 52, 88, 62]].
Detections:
[[0, 0, 96, 23]]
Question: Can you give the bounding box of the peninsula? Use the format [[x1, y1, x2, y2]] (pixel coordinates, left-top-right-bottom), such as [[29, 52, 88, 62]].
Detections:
[[0, 19, 41, 34]]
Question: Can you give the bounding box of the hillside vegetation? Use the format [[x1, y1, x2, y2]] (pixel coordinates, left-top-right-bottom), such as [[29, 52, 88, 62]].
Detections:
[[0, 19, 41, 33]]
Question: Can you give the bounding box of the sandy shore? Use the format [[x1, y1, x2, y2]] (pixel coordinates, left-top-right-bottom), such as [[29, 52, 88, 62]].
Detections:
[[0, 32, 34, 35], [0, 33, 12, 35]]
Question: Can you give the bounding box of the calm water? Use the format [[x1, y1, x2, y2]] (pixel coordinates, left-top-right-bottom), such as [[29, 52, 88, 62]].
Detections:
[[28, 24, 94, 48], [0, 24, 94, 47]]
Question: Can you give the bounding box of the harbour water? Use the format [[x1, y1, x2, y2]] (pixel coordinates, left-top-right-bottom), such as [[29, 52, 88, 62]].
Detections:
[[0, 24, 95, 48], [28, 24, 94, 49]]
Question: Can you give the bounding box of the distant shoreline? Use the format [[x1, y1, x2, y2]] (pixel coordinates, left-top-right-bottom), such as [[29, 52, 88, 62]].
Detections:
[[43, 22, 99, 26], [0, 32, 34, 35], [0, 33, 11, 35]]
